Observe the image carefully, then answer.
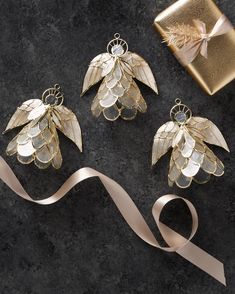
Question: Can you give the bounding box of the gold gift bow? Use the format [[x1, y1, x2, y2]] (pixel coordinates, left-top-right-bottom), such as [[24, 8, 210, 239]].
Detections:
[[174, 14, 234, 66], [0, 156, 226, 285]]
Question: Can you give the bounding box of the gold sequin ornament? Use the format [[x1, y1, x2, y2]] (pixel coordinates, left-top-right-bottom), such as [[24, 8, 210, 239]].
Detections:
[[4, 84, 82, 169], [81, 33, 158, 121], [152, 99, 229, 188]]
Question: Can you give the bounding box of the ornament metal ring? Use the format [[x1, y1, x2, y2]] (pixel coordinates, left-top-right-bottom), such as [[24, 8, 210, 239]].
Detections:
[[42, 84, 64, 107]]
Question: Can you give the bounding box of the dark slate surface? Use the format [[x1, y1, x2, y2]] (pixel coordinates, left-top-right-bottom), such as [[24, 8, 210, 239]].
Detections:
[[0, 0, 234, 293]]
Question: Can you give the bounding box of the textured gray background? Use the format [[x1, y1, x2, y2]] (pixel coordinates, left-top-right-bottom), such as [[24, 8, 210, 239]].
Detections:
[[0, 0, 234, 293]]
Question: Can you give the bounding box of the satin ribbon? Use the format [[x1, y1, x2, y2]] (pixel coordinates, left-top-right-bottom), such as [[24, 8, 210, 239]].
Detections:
[[175, 14, 234, 66], [0, 156, 226, 285]]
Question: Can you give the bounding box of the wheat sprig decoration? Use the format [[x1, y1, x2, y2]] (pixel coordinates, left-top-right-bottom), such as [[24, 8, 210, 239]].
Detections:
[[164, 24, 201, 48]]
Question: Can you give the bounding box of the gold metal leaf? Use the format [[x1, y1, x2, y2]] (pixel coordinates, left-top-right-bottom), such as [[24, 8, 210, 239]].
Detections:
[[4, 99, 43, 133], [81, 53, 113, 96], [122, 52, 158, 94], [52, 105, 82, 152], [91, 94, 104, 118], [152, 121, 179, 165], [187, 116, 230, 152]]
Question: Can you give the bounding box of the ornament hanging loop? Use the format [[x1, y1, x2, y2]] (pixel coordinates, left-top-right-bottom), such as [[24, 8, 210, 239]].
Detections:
[[114, 33, 120, 39], [175, 98, 182, 105], [170, 98, 192, 124], [42, 84, 64, 107], [107, 33, 128, 56]]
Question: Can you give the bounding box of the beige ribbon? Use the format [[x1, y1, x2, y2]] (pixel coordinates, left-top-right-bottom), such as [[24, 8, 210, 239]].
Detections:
[[175, 14, 234, 66], [0, 156, 226, 285]]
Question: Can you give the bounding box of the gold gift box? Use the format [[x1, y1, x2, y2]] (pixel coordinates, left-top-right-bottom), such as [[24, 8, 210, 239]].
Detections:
[[154, 0, 235, 95]]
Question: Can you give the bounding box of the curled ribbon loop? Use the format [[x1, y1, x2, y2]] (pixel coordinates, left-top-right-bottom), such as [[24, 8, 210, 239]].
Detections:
[[152, 194, 198, 252], [175, 14, 234, 65], [0, 156, 226, 285]]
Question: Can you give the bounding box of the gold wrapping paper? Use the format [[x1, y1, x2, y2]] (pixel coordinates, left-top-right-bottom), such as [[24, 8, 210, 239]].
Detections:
[[154, 0, 235, 95]]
